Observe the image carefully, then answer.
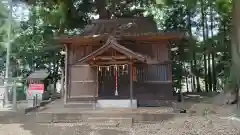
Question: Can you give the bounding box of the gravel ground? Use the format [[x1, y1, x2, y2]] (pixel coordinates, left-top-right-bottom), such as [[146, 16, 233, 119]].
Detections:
[[131, 115, 240, 135], [0, 114, 240, 135], [0, 103, 240, 135]]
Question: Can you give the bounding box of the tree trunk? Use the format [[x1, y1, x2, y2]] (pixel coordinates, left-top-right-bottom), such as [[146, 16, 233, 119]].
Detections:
[[210, 3, 217, 91], [95, 0, 110, 19], [201, 0, 208, 92], [191, 76, 194, 92], [204, 52, 208, 92], [190, 62, 196, 91], [205, 7, 212, 92], [194, 55, 201, 92], [187, 8, 198, 92], [186, 76, 189, 93], [232, 0, 240, 108], [53, 58, 59, 94]]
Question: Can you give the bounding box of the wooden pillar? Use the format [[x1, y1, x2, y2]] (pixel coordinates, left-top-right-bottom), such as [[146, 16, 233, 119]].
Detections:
[[64, 44, 68, 105], [129, 63, 133, 108], [96, 65, 99, 97], [168, 63, 172, 81]]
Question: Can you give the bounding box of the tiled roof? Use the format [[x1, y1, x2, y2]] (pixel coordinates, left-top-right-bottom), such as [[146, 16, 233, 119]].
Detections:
[[79, 17, 158, 37], [56, 17, 187, 44], [27, 70, 49, 80]]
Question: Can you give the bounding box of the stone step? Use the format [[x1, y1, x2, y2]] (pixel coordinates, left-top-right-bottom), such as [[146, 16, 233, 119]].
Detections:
[[67, 100, 97, 104], [64, 103, 96, 109], [35, 110, 176, 123], [87, 117, 133, 127], [67, 97, 96, 102]]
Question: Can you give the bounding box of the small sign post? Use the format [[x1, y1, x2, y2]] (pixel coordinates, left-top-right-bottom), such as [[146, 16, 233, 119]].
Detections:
[[27, 70, 49, 107], [28, 84, 44, 107]]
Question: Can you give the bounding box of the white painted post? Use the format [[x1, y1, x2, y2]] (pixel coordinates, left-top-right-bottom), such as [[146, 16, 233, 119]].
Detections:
[[64, 44, 68, 105], [0, 77, 4, 108], [0, 86, 5, 108], [12, 81, 17, 111]]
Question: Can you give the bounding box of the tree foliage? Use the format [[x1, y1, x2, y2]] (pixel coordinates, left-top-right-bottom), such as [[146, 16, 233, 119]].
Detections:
[[0, 0, 235, 95]]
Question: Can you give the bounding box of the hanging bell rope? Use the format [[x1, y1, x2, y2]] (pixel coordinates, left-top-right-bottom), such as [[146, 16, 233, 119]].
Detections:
[[114, 65, 118, 96]]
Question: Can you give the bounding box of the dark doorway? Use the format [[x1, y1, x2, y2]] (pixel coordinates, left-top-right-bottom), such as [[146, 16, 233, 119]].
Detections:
[[97, 65, 130, 99]]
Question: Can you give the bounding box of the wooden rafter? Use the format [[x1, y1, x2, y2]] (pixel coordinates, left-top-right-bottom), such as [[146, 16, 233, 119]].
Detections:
[[94, 55, 129, 60], [90, 60, 138, 66]]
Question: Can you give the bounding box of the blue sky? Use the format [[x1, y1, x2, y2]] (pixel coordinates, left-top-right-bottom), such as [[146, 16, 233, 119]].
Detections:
[[1, 0, 29, 21], [13, 3, 29, 21]]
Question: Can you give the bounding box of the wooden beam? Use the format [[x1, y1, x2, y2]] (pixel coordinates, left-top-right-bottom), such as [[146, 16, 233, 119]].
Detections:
[[57, 35, 107, 44], [122, 33, 186, 41], [144, 81, 172, 84], [94, 55, 128, 60], [96, 66, 99, 98], [64, 39, 173, 46], [92, 60, 134, 65], [57, 33, 185, 45], [129, 63, 133, 108]]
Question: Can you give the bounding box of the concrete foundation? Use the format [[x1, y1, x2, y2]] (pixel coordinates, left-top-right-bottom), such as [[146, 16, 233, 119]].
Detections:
[[32, 99, 179, 124], [35, 110, 177, 123], [96, 99, 137, 108]]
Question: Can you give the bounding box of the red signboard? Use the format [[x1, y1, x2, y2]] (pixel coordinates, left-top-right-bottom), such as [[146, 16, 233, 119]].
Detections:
[[29, 84, 44, 93]]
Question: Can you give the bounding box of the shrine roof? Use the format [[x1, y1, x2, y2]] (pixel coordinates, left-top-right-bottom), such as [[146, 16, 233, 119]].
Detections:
[[56, 17, 187, 44], [80, 17, 158, 36], [27, 70, 49, 80]]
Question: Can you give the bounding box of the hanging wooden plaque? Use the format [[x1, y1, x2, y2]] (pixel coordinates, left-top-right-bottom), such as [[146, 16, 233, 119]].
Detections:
[[132, 66, 137, 81]]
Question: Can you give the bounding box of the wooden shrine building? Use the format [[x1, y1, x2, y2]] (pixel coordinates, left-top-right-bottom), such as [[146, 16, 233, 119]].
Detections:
[[58, 17, 185, 108]]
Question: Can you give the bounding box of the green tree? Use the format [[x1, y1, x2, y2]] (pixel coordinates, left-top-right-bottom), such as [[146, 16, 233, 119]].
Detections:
[[9, 0, 234, 100]]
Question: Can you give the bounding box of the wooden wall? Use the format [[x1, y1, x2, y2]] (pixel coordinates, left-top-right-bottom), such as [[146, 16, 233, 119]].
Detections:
[[120, 40, 170, 63], [97, 64, 174, 106], [66, 39, 173, 104], [68, 40, 171, 65], [68, 65, 97, 98], [68, 45, 101, 64]]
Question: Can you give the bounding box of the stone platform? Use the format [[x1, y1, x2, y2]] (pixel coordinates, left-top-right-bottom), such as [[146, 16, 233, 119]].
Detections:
[[31, 99, 180, 124]]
